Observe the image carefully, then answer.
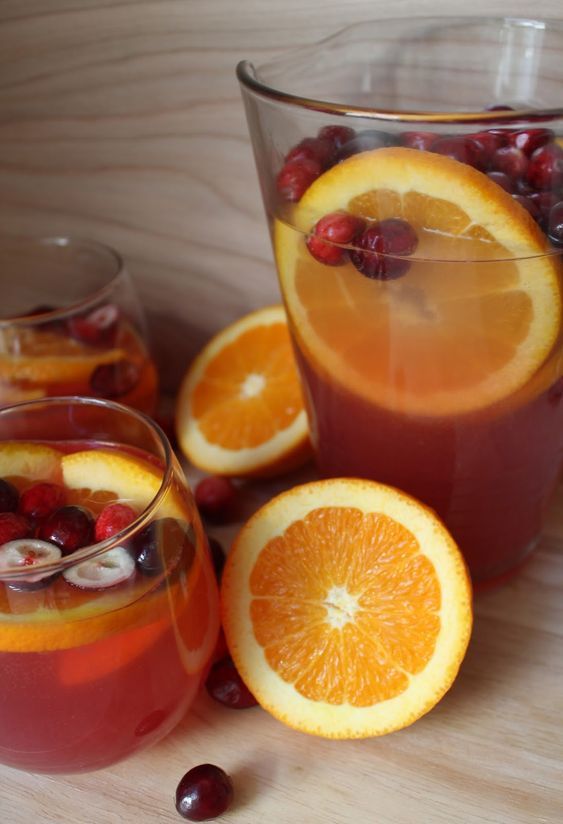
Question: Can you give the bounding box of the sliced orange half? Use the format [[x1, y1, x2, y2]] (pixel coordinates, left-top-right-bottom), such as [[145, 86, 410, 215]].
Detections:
[[176, 305, 310, 477], [275, 147, 562, 416], [0, 442, 63, 482], [222, 478, 472, 739]]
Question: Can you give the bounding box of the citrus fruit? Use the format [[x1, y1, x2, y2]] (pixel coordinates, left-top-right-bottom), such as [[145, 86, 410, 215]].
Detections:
[[221, 477, 472, 739], [0, 442, 62, 482], [176, 305, 310, 477], [275, 146, 562, 416]]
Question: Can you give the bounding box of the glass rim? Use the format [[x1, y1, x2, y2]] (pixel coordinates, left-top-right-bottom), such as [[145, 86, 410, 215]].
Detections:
[[0, 236, 126, 328], [0, 395, 175, 580], [237, 15, 563, 124]]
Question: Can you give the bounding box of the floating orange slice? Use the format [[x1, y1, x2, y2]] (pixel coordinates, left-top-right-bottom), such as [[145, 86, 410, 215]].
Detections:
[[0, 442, 63, 482], [222, 478, 472, 738], [275, 147, 562, 416], [176, 305, 310, 477]]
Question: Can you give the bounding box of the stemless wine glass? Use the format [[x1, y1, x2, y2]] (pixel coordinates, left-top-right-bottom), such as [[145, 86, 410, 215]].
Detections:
[[0, 237, 158, 413], [237, 17, 563, 583], [0, 396, 219, 773]]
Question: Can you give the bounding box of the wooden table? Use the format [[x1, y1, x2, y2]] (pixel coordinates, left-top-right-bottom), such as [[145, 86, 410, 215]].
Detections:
[[1, 461, 561, 824]]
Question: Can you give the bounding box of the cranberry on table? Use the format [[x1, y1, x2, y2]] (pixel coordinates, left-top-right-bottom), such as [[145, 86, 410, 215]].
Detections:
[[490, 146, 529, 181], [206, 657, 258, 709], [0, 513, 32, 545], [527, 143, 563, 191], [350, 218, 418, 280], [175, 764, 234, 821], [0, 479, 19, 513], [305, 211, 366, 266], [95, 502, 137, 542], [399, 131, 437, 151], [38, 505, 94, 555], [19, 482, 65, 522], [90, 359, 140, 399], [317, 124, 356, 150], [195, 476, 237, 523], [276, 157, 321, 202]]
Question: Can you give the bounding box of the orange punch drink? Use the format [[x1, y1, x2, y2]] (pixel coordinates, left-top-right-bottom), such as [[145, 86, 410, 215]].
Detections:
[[238, 17, 563, 582], [0, 238, 158, 413], [0, 398, 219, 773]]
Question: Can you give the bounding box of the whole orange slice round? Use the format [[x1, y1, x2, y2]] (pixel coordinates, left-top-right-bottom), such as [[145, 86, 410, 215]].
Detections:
[[221, 477, 472, 739]]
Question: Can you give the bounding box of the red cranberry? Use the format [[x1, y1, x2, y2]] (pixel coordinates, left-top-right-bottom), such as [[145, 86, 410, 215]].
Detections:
[[469, 131, 508, 163], [529, 191, 561, 226], [0, 480, 19, 513], [485, 104, 514, 111], [508, 128, 554, 157], [512, 194, 541, 221], [38, 506, 94, 555], [207, 536, 226, 581], [527, 143, 563, 191], [195, 476, 237, 523], [487, 171, 515, 193], [431, 136, 486, 169], [336, 130, 393, 161], [68, 304, 120, 346], [206, 657, 258, 709], [490, 146, 529, 181], [350, 218, 418, 280], [133, 517, 192, 576], [90, 359, 140, 399], [175, 764, 234, 821], [19, 482, 65, 522], [0, 513, 32, 545], [317, 124, 356, 150], [276, 158, 321, 202], [547, 201, 563, 247], [94, 503, 137, 542], [285, 137, 335, 168], [399, 131, 437, 151], [305, 211, 366, 266]]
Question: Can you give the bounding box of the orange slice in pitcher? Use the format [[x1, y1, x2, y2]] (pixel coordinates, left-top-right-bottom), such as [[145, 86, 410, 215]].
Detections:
[[221, 478, 472, 739], [0, 442, 63, 482], [275, 147, 562, 416], [176, 305, 310, 477]]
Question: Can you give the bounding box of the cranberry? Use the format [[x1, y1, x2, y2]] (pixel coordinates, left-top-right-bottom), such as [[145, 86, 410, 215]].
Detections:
[[195, 476, 237, 523], [0, 513, 32, 545], [470, 131, 508, 163], [431, 136, 486, 169], [0, 479, 19, 513], [276, 158, 321, 202], [527, 143, 563, 191], [28, 303, 56, 315], [0, 539, 61, 590], [133, 517, 193, 576], [175, 764, 234, 821], [547, 201, 563, 247], [487, 171, 515, 193], [94, 502, 137, 542], [399, 131, 437, 151], [317, 124, 356, 150], [90, 359, 140, 399], [512, 194, 541, 221], [207, 536, 225, 581], [38, 506, 94, 555], [485, 104, 514, 111], [285, 137, 335, 169], [529, 191, 561, 227], [63, 546, 135, 589], [490, 146, 529, 181], [68, 304, 120, 346], [508, 128, 554, 157], [19, 482, 65, 522], [350, 218, 418, 280], [206, 657, 258, 709], [336, 130, 394, 161], [305, 211, 366, 266]]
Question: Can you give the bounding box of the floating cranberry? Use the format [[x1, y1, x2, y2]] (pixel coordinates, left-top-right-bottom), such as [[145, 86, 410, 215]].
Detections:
[[206, 657, 258, 709], [0, 513, 32, 545], [276, 157, 321, 202], [432, 136, 486, 169], [207, 536, 225, 581], [90, 359, 140, 399], [350, 218, 418, 280], [547, 201, 563, 247], [195, 476, 237, 523], [512, 194, 541, 221], [0, 539, 61, 589], [133, 517, 192, 576], [317, 124, 356, 150], [68, 303, 120, 346], [19, 482, 65, 522], [527, 143, 563, 191], [63, 546, 136, 589], [0, 480, 19, 513], [490, 146, 529, 181], [94, 502, 137, 542], [285, 137, 335, 168], [305, 211, 366, 266], [175, 764, 234, 821], [399, 131, 437, 151], [508, 128, 554, 157], [38, 506, 94, 555], [487, 171, 515, 193], [337, 130, 394, 161]]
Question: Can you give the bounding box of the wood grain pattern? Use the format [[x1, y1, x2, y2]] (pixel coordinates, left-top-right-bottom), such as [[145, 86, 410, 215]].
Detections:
[[0, 2, 562, 822]]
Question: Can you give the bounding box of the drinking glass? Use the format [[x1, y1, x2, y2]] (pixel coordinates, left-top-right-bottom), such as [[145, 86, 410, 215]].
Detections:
[[0, 237, 158, 413], [0, 396, 219, 773], [237, 16, 563, 582]]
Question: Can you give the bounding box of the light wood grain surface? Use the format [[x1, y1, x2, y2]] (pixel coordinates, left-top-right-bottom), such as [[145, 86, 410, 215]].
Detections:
[[0, 2, 562, 822]]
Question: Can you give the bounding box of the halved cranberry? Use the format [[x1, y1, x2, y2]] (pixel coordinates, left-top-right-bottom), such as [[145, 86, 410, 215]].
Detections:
[[175, 764, 234, 821], [508, 128, 554, 157], [487, 171, 514, 193], [276, 157, 321, 202], [317, 124, 356, 150], [337, 130, 394, 161], [350, 219, 418, 280], [207, 536, 225, 581], [305, 211, 366, 266], [490, 146, 529, 181], [63, 546, 135, 589], [195, 476, 237, 523], [399, 131, 437, 151], [38, 505, 94, 555], [432, 136, 486, 169], [0, 513, 32, 545], [547, 201, 563, 247], [0, 539, 61, 589], [527, 143, 563, 191], [512, 194, 541, 221], [68, 303, 120, 346], [0, 479, 19, 513], [133, 517, 193, 576], [19, 482, 65, 522], [206, 657, 258, 709], [90, 359, 140, 399], [94, 503, 137, 542], [285, 137, 335, 168]]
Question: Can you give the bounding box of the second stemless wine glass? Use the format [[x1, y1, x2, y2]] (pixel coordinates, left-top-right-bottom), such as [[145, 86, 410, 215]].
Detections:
[[0, 396, 219, 773], [0, 237, 158, 413]]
